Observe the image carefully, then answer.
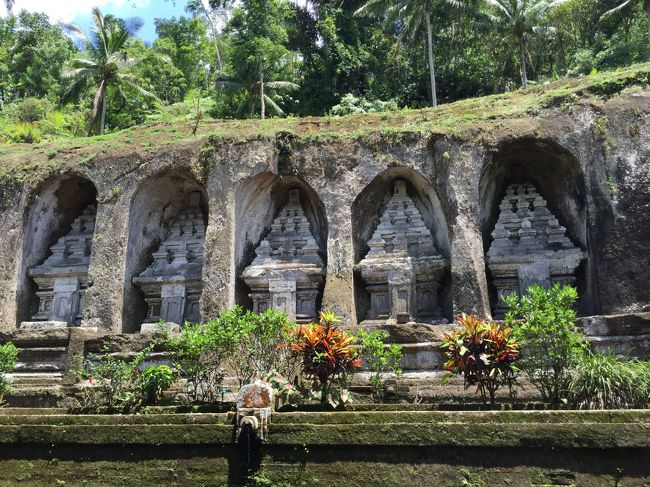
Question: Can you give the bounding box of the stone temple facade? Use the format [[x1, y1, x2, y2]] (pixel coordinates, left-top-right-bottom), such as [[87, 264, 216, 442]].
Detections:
[[22, 205, 97, 329], [133, 192, 205, 330], [356, 180, 449, 324], [486, 183, 586, 317], [241, 189, 325, 322]]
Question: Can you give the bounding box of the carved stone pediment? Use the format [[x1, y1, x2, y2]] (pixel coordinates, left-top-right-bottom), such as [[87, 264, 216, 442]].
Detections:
[[486, 183, 586, 317], [24, 205, 96, 327], [133, 192, 205, 328], [355, 180, 448, 323], [241, 189, 325, 322]]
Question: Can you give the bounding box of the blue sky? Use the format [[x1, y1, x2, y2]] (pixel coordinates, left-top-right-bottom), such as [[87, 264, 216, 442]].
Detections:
[[1, 1, 190, 43]]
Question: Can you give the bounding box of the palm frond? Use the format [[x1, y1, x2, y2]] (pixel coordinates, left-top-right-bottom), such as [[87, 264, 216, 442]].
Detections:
[[263, 94, 285, 116], [264, 81, 300, 92], [600, 0, 636, 19]]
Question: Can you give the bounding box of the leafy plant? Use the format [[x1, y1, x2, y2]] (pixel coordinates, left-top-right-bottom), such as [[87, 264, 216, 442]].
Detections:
[[162, 320, 238, 404], [220, 307, 298, 387], [504, 284, 587, 405], [140, 365, 175, 405], [0, 342, 18, 405], [80, 345, 172, 411], [441, 314, 520, 404], [288, 310, 362, 408], [357, 329, 403, 402], [568, 352, 650, 409]]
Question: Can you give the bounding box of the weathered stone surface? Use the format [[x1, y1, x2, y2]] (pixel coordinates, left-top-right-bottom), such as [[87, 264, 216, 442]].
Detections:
[[237, 382, 274, 410], [486, 183, 586, 317], [24, 205, 96, 327], [355, 180, 449, 324], [133, 192, 206, 327], [241, 189, 325, 321]]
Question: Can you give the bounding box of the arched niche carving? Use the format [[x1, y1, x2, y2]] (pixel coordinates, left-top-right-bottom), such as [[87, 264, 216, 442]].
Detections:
[[124, 171, 209, 332], [480, 139, 595, 316], [235, 173, 328, 322], [17, 175, 98, 328], [351, 167, 451, 324]]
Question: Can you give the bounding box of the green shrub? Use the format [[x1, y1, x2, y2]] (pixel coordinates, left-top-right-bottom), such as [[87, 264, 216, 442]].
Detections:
[[0, 342, 18, 405], [568, 352, 650, 409], [330, 93, 399, 116], [162, 319, 239, 404], [80, 345, 172, 410], [357, 329, 403, 402], [220, 307, 298, 387], [140, 365, 175, 405], [441, 314, 520, 405], [504, 284, 587, 404]]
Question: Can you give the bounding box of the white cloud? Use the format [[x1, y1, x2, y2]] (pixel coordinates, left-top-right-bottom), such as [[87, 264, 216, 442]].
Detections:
[[1, 0, 151, 22]]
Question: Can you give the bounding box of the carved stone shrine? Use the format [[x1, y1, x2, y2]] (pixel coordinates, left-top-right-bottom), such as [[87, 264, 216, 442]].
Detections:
[[241, 189, 325, 322], [355, 180, 448, 324], [23, 205, 97, 328], [486, 183, 586, 317], [133, 192, 205, 330]]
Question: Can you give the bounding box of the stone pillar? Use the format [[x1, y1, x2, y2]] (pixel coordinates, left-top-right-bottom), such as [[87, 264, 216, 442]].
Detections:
[[160, 283, 187, 325], [269, 279, 297, 320], [51, 277, 81, 324]]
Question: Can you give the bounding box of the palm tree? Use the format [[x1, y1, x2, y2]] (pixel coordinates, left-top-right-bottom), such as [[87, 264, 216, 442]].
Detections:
[[62, 8, 158, 135], [601, 0, 650, 47], [483, 0, 566, 89], [355, 0, 461, 107], [4, 0, 14, 15], [217, 53, 299, 119]]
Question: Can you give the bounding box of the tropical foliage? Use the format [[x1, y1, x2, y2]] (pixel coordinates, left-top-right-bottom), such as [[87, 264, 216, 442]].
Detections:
[[504, 283, 587, 404], [79, 345, 174, 411], [288, 310, 362, 407], [441, 313, 520, 404], [568, 352, 650, 409], [357, 329, 403, 401], [0, 342, 18, 405]]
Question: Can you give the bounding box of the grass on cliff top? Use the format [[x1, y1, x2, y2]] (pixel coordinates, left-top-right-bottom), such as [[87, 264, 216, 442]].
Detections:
[[1, 62, 649, 181]]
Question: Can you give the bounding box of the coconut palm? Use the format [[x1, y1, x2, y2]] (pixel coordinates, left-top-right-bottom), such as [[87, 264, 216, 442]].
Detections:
[[355, 0, 461, 107], [601, 0, 650, 47], [62, 8, 158, 135], [217, 52, 299, 119], [483, 0, 566, 89]]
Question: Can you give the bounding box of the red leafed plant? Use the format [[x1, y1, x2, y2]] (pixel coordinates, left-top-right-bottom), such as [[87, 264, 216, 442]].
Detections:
[[289, 310, 361, 407], [441, 313, 520, 405]]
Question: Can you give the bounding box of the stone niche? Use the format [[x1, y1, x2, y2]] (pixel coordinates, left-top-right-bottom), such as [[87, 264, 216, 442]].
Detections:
[[355, 180, 449, 324], [21, 205, 97, 329], [241, 188, 325, 322], [133, 191, 205, 330], [486, 182, 586, 317]]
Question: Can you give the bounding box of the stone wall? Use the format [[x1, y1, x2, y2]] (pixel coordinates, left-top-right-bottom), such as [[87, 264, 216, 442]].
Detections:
[[0, 91, 648, 336], [0, 408, 647, 486]]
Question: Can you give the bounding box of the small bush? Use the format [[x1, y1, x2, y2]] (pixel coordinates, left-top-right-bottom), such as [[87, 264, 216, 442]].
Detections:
[[441, 314, 520, 404], [504, 284, 587, 405], [140, 365, 175, 405], [331, 93, 399, 116], [163, 318, 239, 404], [220, 307, 298, 387], [357, 329, 403, 402], [0, 342, 18, 405], [568, 352, 650, 409], [288, 310, 361, 408], [80, 345, 173, 411]]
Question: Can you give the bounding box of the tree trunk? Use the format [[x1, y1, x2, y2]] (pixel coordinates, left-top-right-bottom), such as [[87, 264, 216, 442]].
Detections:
[[199, 0, 223, 72], [100, 87, 107, 135], [519, 39, 528, 90], [260, 64, 265, 120], [646, 2, 650, 47], [424, 10, 437, 107]]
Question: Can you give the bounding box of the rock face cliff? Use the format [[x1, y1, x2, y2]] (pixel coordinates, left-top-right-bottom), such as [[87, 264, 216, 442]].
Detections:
[[0, 67, 649, 337]]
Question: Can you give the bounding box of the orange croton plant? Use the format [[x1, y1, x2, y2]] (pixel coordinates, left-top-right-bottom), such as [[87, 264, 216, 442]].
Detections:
[[288, 310, 361, 406]]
